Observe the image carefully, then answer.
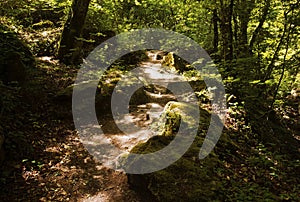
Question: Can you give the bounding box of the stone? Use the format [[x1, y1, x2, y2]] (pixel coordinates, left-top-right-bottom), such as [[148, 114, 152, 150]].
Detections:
[[161, 52, 190, 72], [125, 101, 235, 201], [0, 26, 35, 85]]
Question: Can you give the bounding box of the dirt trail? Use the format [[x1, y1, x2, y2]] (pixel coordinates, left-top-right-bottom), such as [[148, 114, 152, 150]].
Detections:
[[77, 53, 182, 201], [1, 52, 188, 201], [80, 52, 197, 200], [88, 51, 198, 172], [88, 56, 182, 166]]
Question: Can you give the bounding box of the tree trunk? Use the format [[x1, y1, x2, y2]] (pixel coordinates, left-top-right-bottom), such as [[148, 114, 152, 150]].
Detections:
[[249, 0, 270, 55], [219, 0, 234, 61], [57, 0, 91, 65], [233, 10, 238, 53], [212, 8, 219, 53], [238, 0, 254, 57]]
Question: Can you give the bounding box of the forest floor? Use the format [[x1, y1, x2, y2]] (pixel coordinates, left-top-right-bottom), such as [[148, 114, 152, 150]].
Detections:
[[1, 0, 300, 200], [0, 53, 299, 202], [0, 55, 183, 201]]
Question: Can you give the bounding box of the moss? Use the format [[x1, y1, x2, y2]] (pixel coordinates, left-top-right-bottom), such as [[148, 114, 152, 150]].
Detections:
[[128, 134, 222, 201], [161, 52, 175, 67], [126, 101, 229, 201], [0, 25, 35, 84], [32, 20, 54, 29], [161, 52, 191, 73]]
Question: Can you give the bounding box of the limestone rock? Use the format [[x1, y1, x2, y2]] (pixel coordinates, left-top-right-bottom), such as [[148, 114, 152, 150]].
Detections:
[[126, 102, 223, 201], [161, 52, 190, 72]]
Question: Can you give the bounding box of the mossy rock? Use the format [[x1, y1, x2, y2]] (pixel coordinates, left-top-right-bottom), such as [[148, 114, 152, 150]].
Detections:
[[56, 81, 102, 102], [0, 25, 35, 84], [126, 102, 232, 201], [128, 87, 149, 105], [161, 52, 191, 73], [119, 50, 148, 65]]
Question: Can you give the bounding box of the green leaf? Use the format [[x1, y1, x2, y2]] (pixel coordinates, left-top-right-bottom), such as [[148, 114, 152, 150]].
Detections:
[[250, 80, 261, 84]]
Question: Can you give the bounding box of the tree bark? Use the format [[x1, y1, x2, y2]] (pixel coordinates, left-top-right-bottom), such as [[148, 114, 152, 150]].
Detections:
[[57, 0, 91, 65], [212, 8, 219, 53], [219, 0, 234, 61], [249, 0, 270, 55], [237, 0, 254, 56]]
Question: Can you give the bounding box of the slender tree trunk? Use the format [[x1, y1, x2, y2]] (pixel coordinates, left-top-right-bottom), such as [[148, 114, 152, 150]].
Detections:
[[264, 4, 296, 81], [233, 11, 238, 53], [212, 8, 219, 53], [249, 0, 270, 55], [271, 18, 294, 108], [239, 0, 253, 56], [219, 0, 234, 61], [228, 0, 234, 60], [57, 0, 91, 65]]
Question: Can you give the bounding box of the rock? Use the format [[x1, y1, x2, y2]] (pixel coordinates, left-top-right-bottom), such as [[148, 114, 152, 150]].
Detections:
[[161, 52, 190, 72], [0, 25, 35, 85], [129, 87, 149, 105], [144, 84, 171, 94], [188, 79, 206, 92], [145, 91, 176, 105], [129, 85, 177, 106], [156, 54, 163, 60], [161, 52, 175, 70], [155, 51, 167, 60], [55, 81, 100, 102], [124, 101, 235, 201]]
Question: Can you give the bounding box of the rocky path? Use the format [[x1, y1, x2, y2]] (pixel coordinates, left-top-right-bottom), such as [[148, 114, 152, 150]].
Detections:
[[74, 53, 187, 200], [89, 50, 200, 172], [1, 53, 188, 201]]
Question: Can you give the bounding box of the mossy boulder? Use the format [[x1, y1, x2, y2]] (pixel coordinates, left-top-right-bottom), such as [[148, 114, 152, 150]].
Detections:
[[55, 80, 106, 104], [161, 52, 191, 73], [125, 102, 232, 201], [0, 25, 35, 85]]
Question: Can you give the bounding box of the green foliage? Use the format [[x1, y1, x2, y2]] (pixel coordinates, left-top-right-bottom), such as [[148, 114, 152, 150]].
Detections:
[[0, 0, 70, 56], [127, 103, 223, 201], [85, 0, 211, 46], [0, 0, 70, 27], [0, 25, 35, 67], [0, 0, 299, 201]]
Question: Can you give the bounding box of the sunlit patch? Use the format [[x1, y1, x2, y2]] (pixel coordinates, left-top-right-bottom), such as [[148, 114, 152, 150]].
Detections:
[[81, 191, 111, 202], [45, 146, 61, 153]]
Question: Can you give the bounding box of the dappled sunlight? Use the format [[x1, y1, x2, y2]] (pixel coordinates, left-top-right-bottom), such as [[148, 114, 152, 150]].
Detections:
[[140, 64, 183, 83], [1, 0, 299, 200]]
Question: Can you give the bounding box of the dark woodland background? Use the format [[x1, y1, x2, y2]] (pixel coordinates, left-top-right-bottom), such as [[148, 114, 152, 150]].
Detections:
[[0, 0, 299, 201]]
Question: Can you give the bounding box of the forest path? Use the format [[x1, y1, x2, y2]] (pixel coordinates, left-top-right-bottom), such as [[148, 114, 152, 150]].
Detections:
[[81, 50, 203, 201], [95, 58, 187, 165], [0, 53, 180, 201], [81, 52, 183, 201], [0, 51, 192, 202]]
